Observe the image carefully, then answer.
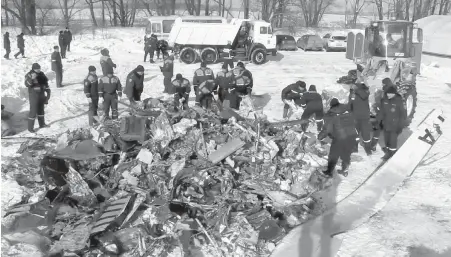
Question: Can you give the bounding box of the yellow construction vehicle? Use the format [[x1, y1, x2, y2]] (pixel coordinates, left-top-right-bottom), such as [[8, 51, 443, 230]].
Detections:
[[344, 19, 423, 126]]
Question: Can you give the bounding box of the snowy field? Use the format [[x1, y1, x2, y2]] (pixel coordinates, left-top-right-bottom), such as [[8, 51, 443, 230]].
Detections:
[[1, 27, 451, 256]]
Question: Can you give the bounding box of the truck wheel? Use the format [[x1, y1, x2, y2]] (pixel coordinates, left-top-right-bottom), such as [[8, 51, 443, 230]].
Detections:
[[251, 49, 266, 65], [179, 47, 197, 64], [200, 48, 218, 64], [403, 85, 417, 127]]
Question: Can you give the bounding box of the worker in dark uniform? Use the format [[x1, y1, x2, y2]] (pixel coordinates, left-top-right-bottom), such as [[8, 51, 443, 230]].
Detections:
[[100, 48, 116, 76], [215, 63, 234, 104], [376, 83, 406, 160], [99, 69, 122, 120], [281, 81, 307, 119], [124, 65, 145, 105], [193, 62, 215, 106], [14, 33, 25, 58], [172, 74, 191, 111], [58, 31, 67, 58], [4, 32, 10, 59], [229, 62, 252, 110], [349, 82, 372, 155], [160, 54, 174, 94], [144, 34, 158, 63], [51, 46, 63, 88], [84, 66, 99, 118], [156, 39, 169, 60], [25, 63, 51, 132], [318, 98, 357, 177], [298, 85, 324, 132], [370, 78, 395, 151], [63, 27, 72, 52], [198, 79, 217, 110]]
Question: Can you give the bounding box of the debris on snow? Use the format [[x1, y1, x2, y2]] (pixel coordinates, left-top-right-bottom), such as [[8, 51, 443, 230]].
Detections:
[[1, 103, 335, 256]]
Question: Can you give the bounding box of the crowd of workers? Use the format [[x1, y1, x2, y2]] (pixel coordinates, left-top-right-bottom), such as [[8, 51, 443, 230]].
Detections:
[[2, 30, 406, 178]]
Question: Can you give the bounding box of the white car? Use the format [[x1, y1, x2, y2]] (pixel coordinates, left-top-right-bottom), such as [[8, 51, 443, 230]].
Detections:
[[322, 33, 347, 52]]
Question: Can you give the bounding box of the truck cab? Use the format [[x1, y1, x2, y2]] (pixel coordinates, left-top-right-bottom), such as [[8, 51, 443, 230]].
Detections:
[[230, 19, 277, 56]]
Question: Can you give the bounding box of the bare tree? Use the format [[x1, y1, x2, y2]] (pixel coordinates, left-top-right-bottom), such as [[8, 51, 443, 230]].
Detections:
[[196, 0, 201, 15], [211, 0, 233, 17], [57, 0, 83, 28], [244, 0, 250, 18], [296, 0, 336, 27], [373, 0, 384, 19], [1, 0, 37, 34], [36, 2, 55, 34], [185, 0, 196, 14], [349, 0, 368, 26], [205, 0, 210, 15], [2, 0, 9, 26], [107, 0, 138, 27], [86, 0, 98, 27]]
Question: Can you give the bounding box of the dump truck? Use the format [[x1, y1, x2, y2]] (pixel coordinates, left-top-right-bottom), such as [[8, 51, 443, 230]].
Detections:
[[344, 19, 423, 126], [167, 19, 277, 65]]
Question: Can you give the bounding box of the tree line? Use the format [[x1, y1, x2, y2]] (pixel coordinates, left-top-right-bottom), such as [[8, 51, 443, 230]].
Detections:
[[2, 0, 450, 35]]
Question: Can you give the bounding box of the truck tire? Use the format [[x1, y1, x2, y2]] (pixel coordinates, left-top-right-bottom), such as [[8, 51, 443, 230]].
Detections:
[[251, 48, 266, 65], [200, 48, 218, 64], [179, 47, 197, 64], [402, 85, 417, 127]]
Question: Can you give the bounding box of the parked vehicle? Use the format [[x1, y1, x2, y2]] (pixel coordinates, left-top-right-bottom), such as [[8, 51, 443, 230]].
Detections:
[[145, 16, 227, 41], [297, 34, 324, 51], [276, 35, 297, 51], [168, 19, 277, 65], [322, 33, 347, 51]]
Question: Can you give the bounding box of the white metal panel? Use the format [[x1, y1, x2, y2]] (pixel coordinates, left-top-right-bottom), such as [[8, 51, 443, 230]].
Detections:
[[168, 22, 242, 47]]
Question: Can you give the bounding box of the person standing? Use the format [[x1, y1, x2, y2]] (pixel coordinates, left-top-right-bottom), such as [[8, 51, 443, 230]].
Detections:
[[124, 65, 145, 106], [172, 74, 191, 111], [376, 83, 406, 160], [281, 81, 307, 119], [318, 98, 357, 177], [144, 34, 157, 63], [100, 48, 117, 76], [160, 54, 174, 94], [198, 79, 217, 109], [98, 70, 122, 120], [84, 66, 99, 120], [156, 39, 168, 60], [25, 63, 51, 132], [51, 46, 63, 88], [215, 63, 234, 104], [63, 27, 72, 52], [193, 62, 215, 106], [58, 31, 67, 58], [299, 85, 324, 132], [229, 62, 252, 110], [4, 32, 11, 59], [14, 33, 25, 58], [349, 82, 372, 155]]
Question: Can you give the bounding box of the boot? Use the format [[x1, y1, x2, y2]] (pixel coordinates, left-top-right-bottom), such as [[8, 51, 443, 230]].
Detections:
[[28, 118, 36, 132], [322, 161, 336, 177], [363, 142, 372, 156], [370, 137, 379, 152], [149, 59, 155, 63], [382, 149, 396, 161], [38, 116, 49, 128], [337, 162, 349, 177]]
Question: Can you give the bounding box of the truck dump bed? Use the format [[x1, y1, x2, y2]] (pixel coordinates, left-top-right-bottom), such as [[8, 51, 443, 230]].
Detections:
[[168, 22, 242, 47]]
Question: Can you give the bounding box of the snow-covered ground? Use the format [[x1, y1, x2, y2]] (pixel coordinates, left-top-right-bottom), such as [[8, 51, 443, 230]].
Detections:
[[2, 27, 451, 256]]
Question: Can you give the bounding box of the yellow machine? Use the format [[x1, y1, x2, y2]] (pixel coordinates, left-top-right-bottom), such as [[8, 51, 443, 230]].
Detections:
[[345, 19, 423, 126]]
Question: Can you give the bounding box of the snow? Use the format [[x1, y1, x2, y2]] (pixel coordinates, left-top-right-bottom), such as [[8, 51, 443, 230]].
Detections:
[[2, 26, 451, 256], [416, 15, 451, 57]]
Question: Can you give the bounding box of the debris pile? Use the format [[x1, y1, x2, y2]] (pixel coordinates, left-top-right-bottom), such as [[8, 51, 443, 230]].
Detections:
[[2, 103, 333, 257]]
